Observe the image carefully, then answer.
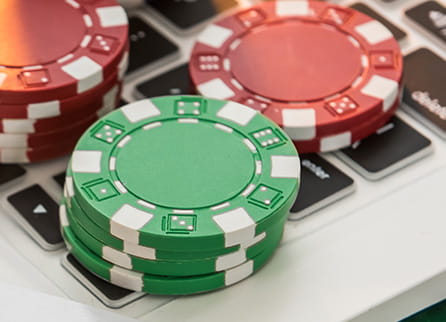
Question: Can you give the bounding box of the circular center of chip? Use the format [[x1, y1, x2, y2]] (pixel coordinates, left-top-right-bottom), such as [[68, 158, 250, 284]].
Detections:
[[0, 1, 85, 67], [228, 20, 363, 102], [115, 120, 255, 209]]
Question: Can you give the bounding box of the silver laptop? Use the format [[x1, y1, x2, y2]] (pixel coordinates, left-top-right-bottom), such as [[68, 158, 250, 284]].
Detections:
[[0, 0, 445, 321]]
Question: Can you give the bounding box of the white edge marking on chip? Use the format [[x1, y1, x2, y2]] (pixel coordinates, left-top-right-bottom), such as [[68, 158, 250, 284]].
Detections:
[[217, 101, 257, 126], [71, 150, 102, 173], [103, 84, 119, 108], [111, 204, 153, 243], [124, 241, 156, 260], [242, 231, 266, 249], [271, 155, 300, 179], [276, 1, 309, 16], [58, 53, 75, 64], [118, 51, 129, 80], [62, 56, 103, 93], [282, 108, 316, 140], [0, 134, 27, 148], [241, 184, 256, 197], [361, 75, 398, 112], [197, 24, 233, 48], [214, 123, 233, 133], [178, 118, 199, 124], [109, 157, 116, 171], [137, 200, 156, 209], [59, 205, 69, 227], [114, 180, 128, 193], [230, 78, 243, 90], [354, 20, 393, 45], [213, 207, 256, 247], [243, 139, 257, 153], [211, 202, 230, 211], [0, 149, 28, 163], [3, 119, 35, 133], [320, 132, 352, 152], [216, 249, 247, 271], [255, 160, 262, 175], [71, 151, 102, 173], [110, 266, 143, 291], [172, 209, 194, 214], [28, 101, 60, 119], [80, 35, 92, 48], [83, 14, 93, 28], [66, 0, 80, 9], [0, 73, 7, 86], [96, 6, 128, 27], [65, 177, 75, 197], [143, 122, 162, 131], [103, 246, 132, 269], [225, 260, 254, 286], [121, 100, 161, 123], [97, 102, 114, 118], [197, 78, 235, 100], [117, 135, 131, 148]]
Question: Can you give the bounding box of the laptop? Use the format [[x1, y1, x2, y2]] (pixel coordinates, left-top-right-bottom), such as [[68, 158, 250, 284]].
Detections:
[[0, 0, 445, 320]]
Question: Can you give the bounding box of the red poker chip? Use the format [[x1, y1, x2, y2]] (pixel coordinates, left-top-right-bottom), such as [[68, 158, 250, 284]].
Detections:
[[0, 50, 128, 120], [0, 82, 122, 134], [0, 81, 122, 134], [0, 92, 121, 149], [190, 1, 403, 145], [293, 93, 401, 153], [0, 136, 79, 164], [0, 0, 128, 105]]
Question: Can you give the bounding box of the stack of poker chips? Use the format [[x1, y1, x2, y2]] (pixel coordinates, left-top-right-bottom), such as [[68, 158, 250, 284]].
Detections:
[[189, 0, 404, 154], [0, 0, 129, 163], [60, 96, 300, 295]]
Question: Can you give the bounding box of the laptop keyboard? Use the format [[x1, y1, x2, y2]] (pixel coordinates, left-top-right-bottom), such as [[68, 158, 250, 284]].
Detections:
[[0, 0, 445, 320]]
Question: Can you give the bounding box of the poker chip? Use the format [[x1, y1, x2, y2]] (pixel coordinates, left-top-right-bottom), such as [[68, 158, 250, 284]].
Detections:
[[0, 0, 128, 104], [62, 197, 285, 276], [65, 189, 247, 261], [0, 57, 127, 121], [0, 83, 122, 134], [0, 0, 129, 164], [61, 96, 300, 295], [0, 98, 120, 149], [293, 90, 402, 153], [189, 0, 404, 153], [61, 210, 282, 295]]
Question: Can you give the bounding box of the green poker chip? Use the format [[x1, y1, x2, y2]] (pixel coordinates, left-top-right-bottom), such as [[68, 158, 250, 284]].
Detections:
[[61, 207, 283, 295], [63, 191, 286, 264], [61, 197, 285, 277], [69, 96, 300, 253]]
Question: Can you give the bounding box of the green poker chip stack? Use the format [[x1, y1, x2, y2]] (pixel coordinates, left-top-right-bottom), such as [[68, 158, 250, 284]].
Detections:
[[60, 95, 300, 295]]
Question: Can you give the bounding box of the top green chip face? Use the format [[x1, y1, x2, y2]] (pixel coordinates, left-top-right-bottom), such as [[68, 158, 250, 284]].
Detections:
[[70, 96, 300, 251]]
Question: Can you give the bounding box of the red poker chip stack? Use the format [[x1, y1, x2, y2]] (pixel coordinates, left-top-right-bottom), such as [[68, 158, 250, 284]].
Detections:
[[189, 0, 404, 154], [0, 0, 129, 163]]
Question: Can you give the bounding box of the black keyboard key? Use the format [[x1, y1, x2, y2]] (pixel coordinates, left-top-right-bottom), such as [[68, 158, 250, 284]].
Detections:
[[128, 17, 179, 73], [289, 154, 355, 221], [336, 117, 433, 180], [63, 254, 143, 308], [136, 64, 193, 98], [53, 172, 66, 189], [403, 48, 446, 139], [7, 185, 62, 249], [0, 164, 26, 187], [350, 3, 407, 41], [405, 1, 446, 46], [148, 0, 238, 30]]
